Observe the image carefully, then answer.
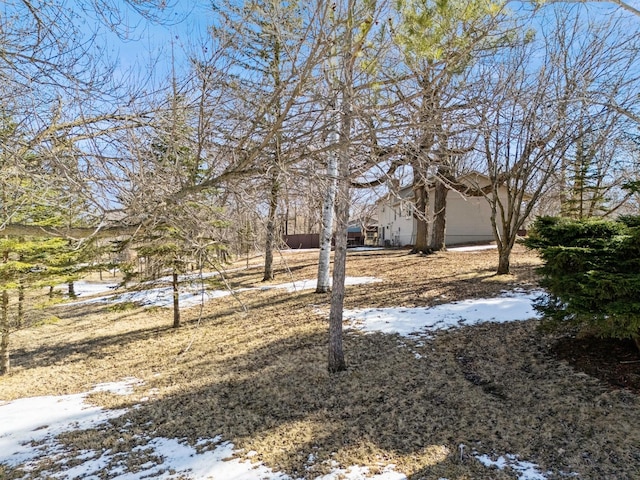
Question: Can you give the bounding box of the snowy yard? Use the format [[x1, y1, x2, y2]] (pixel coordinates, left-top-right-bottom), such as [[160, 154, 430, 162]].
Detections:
[[1, 246, 638, 479], [2, 289, 549, 480]]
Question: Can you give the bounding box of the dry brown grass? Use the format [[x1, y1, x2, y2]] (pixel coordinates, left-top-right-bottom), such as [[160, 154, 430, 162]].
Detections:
[[1, 245, 639, 479]]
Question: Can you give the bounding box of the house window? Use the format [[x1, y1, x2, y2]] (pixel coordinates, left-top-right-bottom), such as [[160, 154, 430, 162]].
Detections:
[[401, 201, 413, 219]]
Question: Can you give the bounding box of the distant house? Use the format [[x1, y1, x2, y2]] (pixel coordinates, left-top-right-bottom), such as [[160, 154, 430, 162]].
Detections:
[[347, 221, 378, 247], [377, 172, 518, 247]]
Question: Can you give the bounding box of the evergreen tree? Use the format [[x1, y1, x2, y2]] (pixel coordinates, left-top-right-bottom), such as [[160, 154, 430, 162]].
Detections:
[[393, 0, 508, 254], [0, 235, 98, 374], [524, 215, 640, 350], [136, 229, 190, 329]]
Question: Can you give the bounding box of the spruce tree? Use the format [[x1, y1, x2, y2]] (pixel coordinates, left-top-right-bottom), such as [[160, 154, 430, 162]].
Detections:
[[524, 215, 640, 350]]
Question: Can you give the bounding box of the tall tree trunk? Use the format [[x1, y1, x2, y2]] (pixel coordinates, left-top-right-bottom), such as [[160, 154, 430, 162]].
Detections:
[[316, 146, 338, 293], [172, 271, 180, 328], [430, 180, 447, 251], [411, 183, 430, 254], [17, 283, 24, 328], [328, 0, 358, 373], [497, 245, 512, 275], [263, 170, 280, 281], [263, 33, 284, 281], [0, 290, 9, 375], [328, 147, 349, 373], [68, 281, 76, 298]]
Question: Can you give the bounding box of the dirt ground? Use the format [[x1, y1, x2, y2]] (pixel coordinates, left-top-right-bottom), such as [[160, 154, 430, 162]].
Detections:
[[1, 245, 639, 479]]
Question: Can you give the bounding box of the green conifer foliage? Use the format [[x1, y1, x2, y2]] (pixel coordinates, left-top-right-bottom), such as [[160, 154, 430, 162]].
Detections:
[[524, 216, 640, 348]]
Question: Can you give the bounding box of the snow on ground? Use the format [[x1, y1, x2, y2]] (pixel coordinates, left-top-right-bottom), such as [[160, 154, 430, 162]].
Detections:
[[447, 244, 497, 252], [102, 286, 243, 309], [65, 280, 119, 297], [261, 276, 381, 293], [475, 454, 550, 480], [0, 380, 407, 480], [3, 284, 559, 480], [346, 246, 385, 252], [0, 379, 138, 468], [63, 277, 381, 309], [345, 290, 544, 337]]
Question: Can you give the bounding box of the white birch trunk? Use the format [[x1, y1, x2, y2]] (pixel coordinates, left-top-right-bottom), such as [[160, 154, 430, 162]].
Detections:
[[328, 131, 350, 373], [316, 147, 338, 293], [327, 0, 356, 373]]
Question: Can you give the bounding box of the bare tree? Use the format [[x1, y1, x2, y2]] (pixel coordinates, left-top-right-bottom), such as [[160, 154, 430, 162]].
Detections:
[[471, 7, 640, 274], [0, 1, 171, 375], [323, 0, 393, 373]]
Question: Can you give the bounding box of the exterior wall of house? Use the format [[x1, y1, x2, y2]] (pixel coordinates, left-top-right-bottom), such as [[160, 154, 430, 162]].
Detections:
[[377, 194, 416, 247], [433, 192, 496, 245], [376, 176, 511, 247]]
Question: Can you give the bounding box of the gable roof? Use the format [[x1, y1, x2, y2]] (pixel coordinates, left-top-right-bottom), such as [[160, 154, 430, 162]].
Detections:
[[376, 170, 533, 206]]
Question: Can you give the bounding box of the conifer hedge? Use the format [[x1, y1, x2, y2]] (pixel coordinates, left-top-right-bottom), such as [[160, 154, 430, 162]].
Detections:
[[524, 215, 640, 348]]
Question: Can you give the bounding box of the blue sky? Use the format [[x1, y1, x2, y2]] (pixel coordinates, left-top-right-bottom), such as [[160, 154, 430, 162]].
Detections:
[[99, 1, 216, 83]]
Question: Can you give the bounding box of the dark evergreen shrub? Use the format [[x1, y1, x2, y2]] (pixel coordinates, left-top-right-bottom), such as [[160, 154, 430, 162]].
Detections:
[[524, 216, 640, 347]]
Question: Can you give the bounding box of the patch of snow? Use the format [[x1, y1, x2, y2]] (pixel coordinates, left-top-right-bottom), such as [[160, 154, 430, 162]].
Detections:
[[64, 280, 119, 296], [347, 246, 384, 252], [345, 291, 543, 337], [280, 248, 319, 254], [447, 244, 497, 252], [314, 464, 405, 480], [64, 276, 381, 310], [129, 438, 291, 480], [0, 379, 138, 468], [1, 380, 405, 480], [92, 377, 144, 396], [62, 286, 240, 309], [475, 453, 550, 480], [149, 270, 221, 284], [263, 276, 382, 293]]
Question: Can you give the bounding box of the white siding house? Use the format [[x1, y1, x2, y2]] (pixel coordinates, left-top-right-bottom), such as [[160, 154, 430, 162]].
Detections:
[[378, 187, 416, 246], [377, 173, 512, 247]]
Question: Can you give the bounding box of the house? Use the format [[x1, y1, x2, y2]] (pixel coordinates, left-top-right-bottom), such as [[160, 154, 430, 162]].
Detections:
[[347, 221, 379, 247], [377, 172, 516, 247]]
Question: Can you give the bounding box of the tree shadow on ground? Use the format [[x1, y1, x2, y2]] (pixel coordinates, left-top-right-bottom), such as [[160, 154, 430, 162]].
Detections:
[[552, 335, 640, 394], [9, 288, 322, 373], [6, 248, 638, 479], [10, 321, 176, 370], [48, 319, 640, 480]]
